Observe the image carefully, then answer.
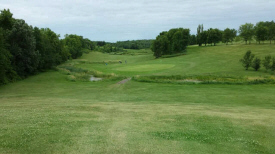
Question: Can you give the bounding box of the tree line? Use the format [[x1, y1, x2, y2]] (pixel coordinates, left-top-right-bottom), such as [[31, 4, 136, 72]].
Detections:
[[115, 40, 153, 49], [197, 21, 275, 46], [196, 25, 230, 46], [97, 44, 125, 53], [94, 40, 153, 53], [239, 21, 275, 44], [0, 9, 95, 85], [151, 21, 275, 58], [151, 26, 234, 58]]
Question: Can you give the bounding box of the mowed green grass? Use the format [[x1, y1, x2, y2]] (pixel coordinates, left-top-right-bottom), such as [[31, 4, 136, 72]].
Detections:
[[0, 44, 275, 153]]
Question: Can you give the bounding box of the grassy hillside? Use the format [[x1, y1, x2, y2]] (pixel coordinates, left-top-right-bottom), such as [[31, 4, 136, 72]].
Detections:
[[76, 44, 275, 77], [0, 44, 275, 153]]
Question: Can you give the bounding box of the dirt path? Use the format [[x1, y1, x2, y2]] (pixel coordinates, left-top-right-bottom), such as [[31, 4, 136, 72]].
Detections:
[[117, 78, 131, 84]]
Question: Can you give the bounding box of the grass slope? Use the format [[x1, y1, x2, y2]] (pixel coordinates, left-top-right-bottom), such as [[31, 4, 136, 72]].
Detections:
[[76, 44, 275, 77], [0, 44, 275, 153]]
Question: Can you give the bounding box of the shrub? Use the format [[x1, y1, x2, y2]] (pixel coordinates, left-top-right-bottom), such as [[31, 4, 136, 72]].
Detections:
[[240, 50, 254, 70], [252, 57, 261, 71], [263, 55, 272, 70]]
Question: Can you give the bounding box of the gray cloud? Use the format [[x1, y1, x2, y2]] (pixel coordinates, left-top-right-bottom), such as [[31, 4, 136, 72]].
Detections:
[[1, 0, 274, 42]]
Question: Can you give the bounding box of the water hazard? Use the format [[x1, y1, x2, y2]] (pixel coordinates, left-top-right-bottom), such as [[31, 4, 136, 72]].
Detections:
[[90, 76, 102, 81]]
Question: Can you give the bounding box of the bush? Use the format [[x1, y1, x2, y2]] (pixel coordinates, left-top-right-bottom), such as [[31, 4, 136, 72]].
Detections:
[[263, 55, 272, 70], [252, 57, 261, 71], [240, 50, 254, 70]]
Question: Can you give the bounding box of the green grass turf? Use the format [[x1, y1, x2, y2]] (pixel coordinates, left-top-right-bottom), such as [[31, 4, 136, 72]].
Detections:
[[0, 44, 275, 153]]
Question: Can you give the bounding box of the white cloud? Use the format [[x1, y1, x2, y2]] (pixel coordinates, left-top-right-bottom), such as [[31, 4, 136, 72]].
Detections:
[[1, 0, 274, 42]]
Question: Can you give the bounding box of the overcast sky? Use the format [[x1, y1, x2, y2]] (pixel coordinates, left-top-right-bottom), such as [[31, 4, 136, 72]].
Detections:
[[1, 0, 275, 42]]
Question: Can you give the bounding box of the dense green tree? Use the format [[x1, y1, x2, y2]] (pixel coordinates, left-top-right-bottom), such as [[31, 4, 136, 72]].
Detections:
[[239, 23, 254, 44], [0, 9, 14, 30], [266, 21, 275, 44], [201, 31, 208, 46], [252, 57, 261, 71], [59, 41, 70, 62], [166, 28, 179, 54], [82, 38, 96, 50], [223, 28, 237, 45], [207, 28, 213, 45], [103, 44, 113, 53], [63, 34, 83, 59], [151, 28, 189, 58], [189, 34, 197, 45], [172, 29, 189, 53], [36, 28, 70, 70], [207, 28, 222, 46], [96, 41, 106, 46], [116, 40, 152, 49], [196, 24, 203, 46], [172, 31, 183, 52], [223, 28, 231, 45], [130, 43, 139, 49], [240, 50, 255, 70], [33, 27, 43, 52], [7, 19, 39, 77], [255, 22, 268, 44], [213, 28, 222, 46], [0, 28, 17, 84], [151, 33, 169, 58], [0, 9, 17, 84]]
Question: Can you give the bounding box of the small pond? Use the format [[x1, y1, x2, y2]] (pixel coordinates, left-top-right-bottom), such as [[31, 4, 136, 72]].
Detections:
[[90, 76, 102, 81]]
